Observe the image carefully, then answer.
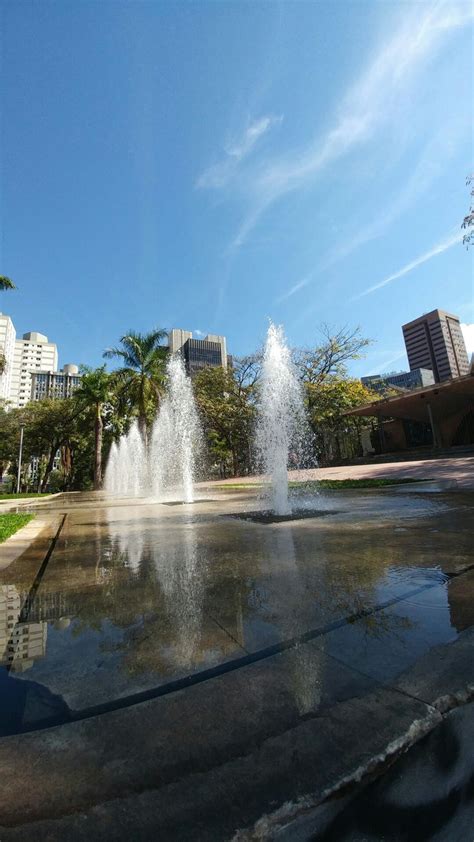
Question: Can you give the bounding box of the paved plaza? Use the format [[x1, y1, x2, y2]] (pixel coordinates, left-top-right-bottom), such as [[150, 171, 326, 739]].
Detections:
[[0, 465, 473, 839]]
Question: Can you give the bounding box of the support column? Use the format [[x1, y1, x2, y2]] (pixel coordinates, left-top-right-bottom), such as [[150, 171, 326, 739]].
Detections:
[[377, 414, 386, 452], [427, 402, 442, 449]]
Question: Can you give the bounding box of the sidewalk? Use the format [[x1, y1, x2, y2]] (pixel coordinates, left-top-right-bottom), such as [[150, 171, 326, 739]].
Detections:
[[207, 456, 474, 491]]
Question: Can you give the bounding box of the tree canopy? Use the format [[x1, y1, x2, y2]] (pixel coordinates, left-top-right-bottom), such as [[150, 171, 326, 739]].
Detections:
[[104, 329, 168, 435]]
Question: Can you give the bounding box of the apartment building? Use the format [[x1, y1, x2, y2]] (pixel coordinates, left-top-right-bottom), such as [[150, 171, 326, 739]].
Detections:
[[9, 331, 58, 408], [0, 312, 16, 401], [31, 364, 81, 401]]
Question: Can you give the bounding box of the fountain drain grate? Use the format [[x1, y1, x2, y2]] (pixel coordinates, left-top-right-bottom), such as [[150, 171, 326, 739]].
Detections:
[[226, 509, 341, 524]]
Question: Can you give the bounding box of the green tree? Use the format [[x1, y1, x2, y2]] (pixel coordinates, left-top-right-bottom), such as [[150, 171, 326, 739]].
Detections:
[[103, 329, 168, 437], [306, 378, 377, 463], [193, 363, 258, 477], [0, 406, 21, 485], [296, 324, 372, 386], [74, 366, 114, 489], [294, 325, 375, 464], [20, 399, 81, 491]]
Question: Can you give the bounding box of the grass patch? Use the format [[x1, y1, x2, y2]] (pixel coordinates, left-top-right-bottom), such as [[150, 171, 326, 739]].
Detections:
[[210, 478, 428, 491], [0, 513, 34, 543], [0, 493, 51, 501], [290, 478, 427, 490]]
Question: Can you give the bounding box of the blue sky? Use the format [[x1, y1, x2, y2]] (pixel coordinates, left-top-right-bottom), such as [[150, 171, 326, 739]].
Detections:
[[1, 0, 473, 377]]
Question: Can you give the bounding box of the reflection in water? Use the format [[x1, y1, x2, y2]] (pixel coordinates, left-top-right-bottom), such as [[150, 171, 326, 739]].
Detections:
[[0, 498, 469, 735], [0, 585, 71, 735], [105, 509, 147, 574], [153, 519, 205, 667], [105, 510, 206, 669], [259, 525, 323, 716], [0, 584, 47, 672]]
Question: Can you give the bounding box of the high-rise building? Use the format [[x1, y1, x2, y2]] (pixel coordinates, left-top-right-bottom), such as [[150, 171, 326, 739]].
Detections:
[[402, 309, 469, 383], [361, 368, 435, 394], [31, 364, 81, 401], [168, 329, 192, 354], [9, 331, 58, 408], [168, 328, 228, 375], [0, 312, 16, 401]]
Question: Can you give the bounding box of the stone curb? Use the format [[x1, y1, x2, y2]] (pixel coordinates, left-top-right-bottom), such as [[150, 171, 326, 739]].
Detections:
[[0, 627, 472, 840], [0, 514, 62, 571]]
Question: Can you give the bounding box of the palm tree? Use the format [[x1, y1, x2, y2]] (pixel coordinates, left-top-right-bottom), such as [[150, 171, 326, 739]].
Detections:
[[74, 366, 113, 489], [0, 277, 15, 374], [103, 329, 168, 438]]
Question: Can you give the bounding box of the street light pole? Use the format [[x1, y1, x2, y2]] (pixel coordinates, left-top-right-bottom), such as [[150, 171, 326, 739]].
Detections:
[[16, 425, 24, 494]]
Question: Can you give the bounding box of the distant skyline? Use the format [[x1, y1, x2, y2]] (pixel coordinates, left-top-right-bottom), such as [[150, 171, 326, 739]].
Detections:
[[1, 0, 473, 378]]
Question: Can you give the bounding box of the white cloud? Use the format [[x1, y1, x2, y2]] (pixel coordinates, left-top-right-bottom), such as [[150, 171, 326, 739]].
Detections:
[[193, 329, 205, 337], [461, 323, 474, 357], [365, 351, 407, 376], [275, 274, 313, 304], [351, 228, 464, 301], [196, 115, 282, 190], [325, 120, 469, 267], [230, 1, 473, 248]]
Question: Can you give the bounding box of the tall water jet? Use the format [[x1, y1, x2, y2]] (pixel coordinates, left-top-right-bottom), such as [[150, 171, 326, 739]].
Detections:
[[150, 353, 202, 502], [104, 420, 147, 496], [257, 322, 305, 515], [104, 441, 119, 495]]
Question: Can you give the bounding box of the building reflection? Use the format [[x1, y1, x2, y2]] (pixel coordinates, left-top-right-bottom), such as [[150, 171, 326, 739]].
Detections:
[[0, 585, 47, 672]]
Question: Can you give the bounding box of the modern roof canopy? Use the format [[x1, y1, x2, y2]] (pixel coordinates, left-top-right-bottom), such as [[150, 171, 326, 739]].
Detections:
[[345, 370, 474, 423]]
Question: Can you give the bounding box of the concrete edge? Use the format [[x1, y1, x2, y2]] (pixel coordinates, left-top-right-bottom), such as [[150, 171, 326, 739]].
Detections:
[[0, 514, 61, 571], [0, 626, 472, 839], [233, 630, 474, 840], [0, 493, 62, 513]]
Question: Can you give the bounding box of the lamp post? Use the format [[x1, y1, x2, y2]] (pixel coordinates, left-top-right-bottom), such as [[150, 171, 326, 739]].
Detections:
[[16, 425, 24, 494]]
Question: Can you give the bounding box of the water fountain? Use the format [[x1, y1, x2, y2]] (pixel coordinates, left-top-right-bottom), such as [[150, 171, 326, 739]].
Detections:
[[256, 322, 306, 515], [149, 353, 202, 503], [104, 353, 202, 502], [104, 421, 146, 497]]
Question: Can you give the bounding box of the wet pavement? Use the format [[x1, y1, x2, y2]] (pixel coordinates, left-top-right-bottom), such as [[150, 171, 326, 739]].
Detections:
[[279, 700, 474, 841], [0, 487, 473, 839]]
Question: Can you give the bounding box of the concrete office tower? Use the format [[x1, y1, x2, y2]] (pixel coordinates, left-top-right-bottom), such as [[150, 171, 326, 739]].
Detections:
[[31, 364, 81, 401], [10, 331, 58, 408], [0, 313, 16, 401], [402, 309, 469, 383], [169, 329, 192, 354], [168, 328, 228, 374]]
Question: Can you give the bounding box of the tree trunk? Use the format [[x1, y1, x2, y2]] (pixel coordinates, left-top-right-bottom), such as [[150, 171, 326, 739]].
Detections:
[[40, 446, 59, 493], [94, 404, 103, 490], [138, 414, 147, 446]]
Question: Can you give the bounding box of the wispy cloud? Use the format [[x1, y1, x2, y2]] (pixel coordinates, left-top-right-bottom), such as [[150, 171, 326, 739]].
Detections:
[[351, 228, 464, 301], [193, 329, 205, 337], [325, 120, 469, 267], [365, 351, 407, 377], [196, 114, 282, 190], [275, 274, 313, 304], [228, 1, 473, 249]]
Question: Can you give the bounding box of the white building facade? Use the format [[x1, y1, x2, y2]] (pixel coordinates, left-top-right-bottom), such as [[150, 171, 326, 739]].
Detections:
[[9, 331, 58, 408], [0, 313, 17, 401], [31, 364, 81, 401]]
